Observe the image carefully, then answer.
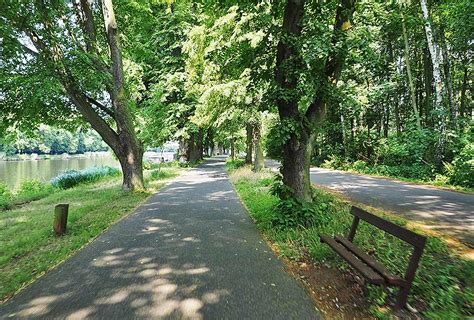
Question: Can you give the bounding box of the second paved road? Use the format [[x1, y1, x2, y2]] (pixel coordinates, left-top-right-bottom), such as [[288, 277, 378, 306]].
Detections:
[[1, 156, 319, 320], [310, 168, 474, 245]]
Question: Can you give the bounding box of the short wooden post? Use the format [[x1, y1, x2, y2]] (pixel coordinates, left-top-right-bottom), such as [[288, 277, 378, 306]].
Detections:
[[53, 204, 69, 235]]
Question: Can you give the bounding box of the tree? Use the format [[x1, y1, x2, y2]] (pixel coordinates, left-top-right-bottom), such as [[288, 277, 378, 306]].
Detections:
[[273, 0, 356, 202], [1, 0, 144, 190]]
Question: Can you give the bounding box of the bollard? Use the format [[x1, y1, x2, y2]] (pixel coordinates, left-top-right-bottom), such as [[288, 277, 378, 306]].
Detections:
[[53, 204, 69, 235]]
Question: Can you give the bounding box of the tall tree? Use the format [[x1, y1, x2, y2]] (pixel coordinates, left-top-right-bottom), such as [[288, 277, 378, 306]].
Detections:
[[1, 0, 144, 190], [274, 0, 356, 201]]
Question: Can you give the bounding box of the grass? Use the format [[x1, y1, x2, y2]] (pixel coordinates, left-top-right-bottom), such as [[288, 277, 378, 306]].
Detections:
[[0, 166, 181, 301], [227, 165, 474, 319]]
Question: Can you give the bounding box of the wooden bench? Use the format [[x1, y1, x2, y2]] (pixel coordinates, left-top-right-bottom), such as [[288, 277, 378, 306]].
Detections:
[[320, 206, 426, 309]]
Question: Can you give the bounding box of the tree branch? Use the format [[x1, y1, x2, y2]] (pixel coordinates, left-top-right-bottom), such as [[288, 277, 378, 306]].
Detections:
[[85, 95, 115, 119]]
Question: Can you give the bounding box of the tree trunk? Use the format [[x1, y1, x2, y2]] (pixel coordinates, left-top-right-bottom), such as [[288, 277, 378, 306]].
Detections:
[[401, 10, 421, 129], [281, 132, 314, 202], [245, 123, 253, 164], [187, 131, 202, 162], [117, 144, 144, 191], [420, 0, 446, 165], [439, 25, 456, 121], [253, 121, 264, 171], [460, 65, 468, 118], [423, 48, 433, 126], [102, 0, 144, 190], [230, 137, 236, 161]]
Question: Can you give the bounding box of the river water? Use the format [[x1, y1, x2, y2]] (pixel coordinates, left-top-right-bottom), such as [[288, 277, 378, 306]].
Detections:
[[0, 151, 175, 190]]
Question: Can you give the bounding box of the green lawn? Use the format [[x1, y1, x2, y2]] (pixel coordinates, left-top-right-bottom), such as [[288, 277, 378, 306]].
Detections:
[[0, 167, 181, 301], [228, 165, 473, 319]]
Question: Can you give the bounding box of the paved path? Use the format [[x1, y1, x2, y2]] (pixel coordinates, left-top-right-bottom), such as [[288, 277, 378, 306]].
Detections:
[[1, 157, 318, 320], [310, 168, 474, 245]]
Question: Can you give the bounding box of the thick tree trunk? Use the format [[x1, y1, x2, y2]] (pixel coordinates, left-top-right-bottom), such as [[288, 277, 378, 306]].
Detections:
[[245, 123, 253, 164], [187, 131, 202, 162], [274, 0, 308, 201], [102, 0, 144, 190], [117, 143, 144, 191], [281, 132, 314, 202], [253, 121, 264, 172]]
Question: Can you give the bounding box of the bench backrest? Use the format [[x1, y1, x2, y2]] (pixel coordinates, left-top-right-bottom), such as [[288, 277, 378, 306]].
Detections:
[[349, 206, 426, 250]]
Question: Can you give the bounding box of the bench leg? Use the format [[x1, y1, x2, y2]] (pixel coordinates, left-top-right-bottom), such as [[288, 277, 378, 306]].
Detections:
[[394, 284, 410, 310], [394, 247, 424, 310]]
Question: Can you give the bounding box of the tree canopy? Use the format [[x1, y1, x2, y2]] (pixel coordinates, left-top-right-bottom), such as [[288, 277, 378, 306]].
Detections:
[[1, 0, 472, 193]]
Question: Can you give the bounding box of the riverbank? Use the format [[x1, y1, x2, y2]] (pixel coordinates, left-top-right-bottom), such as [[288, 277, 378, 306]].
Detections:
[[0, 166, 181, 302], [226, 163, 473, 319], [0, 151, 177, 191]]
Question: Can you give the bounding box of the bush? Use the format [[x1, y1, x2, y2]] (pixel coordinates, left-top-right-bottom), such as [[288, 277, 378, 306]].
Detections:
[[15, 180, 53, 203], [225, 158, 246, 170], [269, 174, 332, 228], [51, 166, 121, 189], [445, 143, 474, 188], [0, 182, 12, 210], [320, 154, 349, 170]]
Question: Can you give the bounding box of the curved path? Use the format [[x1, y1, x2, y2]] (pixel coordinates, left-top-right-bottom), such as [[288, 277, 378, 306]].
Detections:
[[1, 157, 318, 319], [309, 168, 474, 245]]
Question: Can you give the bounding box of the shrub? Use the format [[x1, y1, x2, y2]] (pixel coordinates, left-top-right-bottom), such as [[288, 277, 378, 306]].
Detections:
[[352, 160, 368, 171], [445, 143, 474, 188], [320, 154, 349, 170], [225, 158, 246, 170], [15, 180, 53, 203], [269, 174, 332, 228], [51, 166, 121, 189], [0, 182, 12, 210]]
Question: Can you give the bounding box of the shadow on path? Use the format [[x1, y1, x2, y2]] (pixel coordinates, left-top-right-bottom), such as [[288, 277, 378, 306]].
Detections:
[[1, 156, 318, 319]]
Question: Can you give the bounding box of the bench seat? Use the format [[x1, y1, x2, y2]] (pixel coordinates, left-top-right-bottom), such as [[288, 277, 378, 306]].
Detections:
[[320, 234, 384, 284]]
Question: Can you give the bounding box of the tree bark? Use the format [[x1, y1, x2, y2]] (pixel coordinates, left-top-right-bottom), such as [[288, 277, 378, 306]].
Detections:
[[253, 121, 264, 171], [245, 123, 253, 164], [420, 0, 446, 165], [274, 0, 355, 202], [230, 137, 236, 161], [274, 0, 310, 201], [101, 0, 144, 190], [460, 65, 468, 118], [439, 25, 456, 121]]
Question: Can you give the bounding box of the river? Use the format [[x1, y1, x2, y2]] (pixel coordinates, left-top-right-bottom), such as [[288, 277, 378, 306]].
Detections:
[[0, 151, 175, 190]]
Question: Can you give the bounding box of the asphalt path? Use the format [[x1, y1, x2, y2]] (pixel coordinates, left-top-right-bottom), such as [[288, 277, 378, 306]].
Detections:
[[1, 156, 319, 320], [309, 168, 473, 244]]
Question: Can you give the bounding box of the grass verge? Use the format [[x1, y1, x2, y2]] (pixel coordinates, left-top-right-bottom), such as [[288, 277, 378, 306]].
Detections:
[[227, 165, 473, 319], [0, 166, 181, 302]]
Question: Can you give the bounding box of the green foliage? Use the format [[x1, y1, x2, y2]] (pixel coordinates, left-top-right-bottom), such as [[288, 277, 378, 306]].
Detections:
[[1, 126, 108, 156], [15, 180, 54, 204], [51, 167, 121, 189], [0, 182, 13, 210], [229, 168, 473, 318], [444, 142, 474, 188], [225, 158, 246, 170]]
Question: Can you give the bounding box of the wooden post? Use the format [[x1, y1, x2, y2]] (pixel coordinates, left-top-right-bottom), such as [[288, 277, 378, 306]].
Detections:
[[53, 204, 69, 235]]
